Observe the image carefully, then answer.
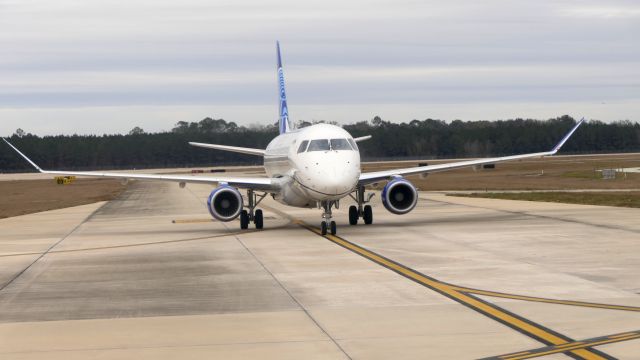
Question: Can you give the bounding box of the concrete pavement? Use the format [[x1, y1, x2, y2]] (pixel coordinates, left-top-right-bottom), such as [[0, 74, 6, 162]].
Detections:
[[0, 180, 638, 359]]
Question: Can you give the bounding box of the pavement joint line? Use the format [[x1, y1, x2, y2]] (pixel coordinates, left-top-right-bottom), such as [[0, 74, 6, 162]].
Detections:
[[0, 338, 336, 355], [292, 220, 615, 360], [481, 330, 640, 360], [0, 232, 253, 258], [427, 197, 639, 234], [0, 201, 107, 295], [220, 221, 354, 360], [188, 190, 353, 360]]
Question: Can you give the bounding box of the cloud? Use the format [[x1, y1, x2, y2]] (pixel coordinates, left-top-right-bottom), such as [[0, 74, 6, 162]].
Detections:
[[0, 0, 638, 135]]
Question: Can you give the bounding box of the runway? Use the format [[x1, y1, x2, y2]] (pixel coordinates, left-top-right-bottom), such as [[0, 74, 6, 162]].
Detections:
[[0, 180, 639, 359]]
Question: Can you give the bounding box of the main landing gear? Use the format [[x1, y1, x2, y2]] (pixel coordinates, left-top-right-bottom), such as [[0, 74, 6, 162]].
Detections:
[[348, 185, 374, 226], [240, 189, 267, 230], [320, 200, 338, 236]]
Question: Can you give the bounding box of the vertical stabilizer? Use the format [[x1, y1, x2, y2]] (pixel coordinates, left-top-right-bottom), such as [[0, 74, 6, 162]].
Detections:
[[277, 41, 292, 134]]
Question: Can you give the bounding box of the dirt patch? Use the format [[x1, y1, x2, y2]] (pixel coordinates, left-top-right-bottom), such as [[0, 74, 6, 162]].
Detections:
[[0, 178, 126, 219]]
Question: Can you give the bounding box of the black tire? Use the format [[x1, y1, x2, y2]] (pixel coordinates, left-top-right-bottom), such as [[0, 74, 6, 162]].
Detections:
[[330, 221, 337, 235], [240, 210, 249, 229], [254, 209, 263, 229], [321, 221, 327, 235], [348, 206, 358, 225], [363, 205, 373, 225]]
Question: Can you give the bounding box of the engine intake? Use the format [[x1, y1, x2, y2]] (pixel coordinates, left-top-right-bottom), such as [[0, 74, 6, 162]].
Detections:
[[381, 178, 418, 215], [207, 186, 243, 221]]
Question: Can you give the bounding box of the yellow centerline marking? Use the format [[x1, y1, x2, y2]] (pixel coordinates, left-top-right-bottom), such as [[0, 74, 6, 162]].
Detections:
[[295, 221, 610, 360], [610, 332, 637, 338], [554, 341, 585, 349], [449, 286, 640, 312], [500, 351, 530, 358], [494, 331, 640, 360], [172, 218, 214, 224]]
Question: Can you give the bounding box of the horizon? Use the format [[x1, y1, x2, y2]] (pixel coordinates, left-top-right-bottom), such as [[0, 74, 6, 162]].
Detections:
[[1, 1, 638, 136], [7, 115, 637, 138]]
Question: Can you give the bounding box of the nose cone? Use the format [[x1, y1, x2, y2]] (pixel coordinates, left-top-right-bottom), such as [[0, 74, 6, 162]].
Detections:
[[319, 166, 358, 194], [297, 152, 359, 200]]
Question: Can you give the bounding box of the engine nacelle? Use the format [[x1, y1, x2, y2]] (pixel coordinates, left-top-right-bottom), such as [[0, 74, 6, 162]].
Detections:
[[381, 178, 418, 215], [207, 186, 243, 221]]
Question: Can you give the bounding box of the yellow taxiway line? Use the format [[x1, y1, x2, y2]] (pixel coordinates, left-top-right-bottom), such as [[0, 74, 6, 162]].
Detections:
[[449, 286, 640, 312], [482, 330, 640, 359], [296, 220, 615, 360]]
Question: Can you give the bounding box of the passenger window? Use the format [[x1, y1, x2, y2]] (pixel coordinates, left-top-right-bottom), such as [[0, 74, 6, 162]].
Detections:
[[348, 138, 358, 151], [307, 139, 330, 151], [297, 140, 309, 153], [330, 138, 352, 150]]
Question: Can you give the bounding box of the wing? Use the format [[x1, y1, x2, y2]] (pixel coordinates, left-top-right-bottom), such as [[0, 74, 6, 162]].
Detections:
[[188, 142, 265, 156], [359, 118, 585, 185], [2, 138, 279, 191]]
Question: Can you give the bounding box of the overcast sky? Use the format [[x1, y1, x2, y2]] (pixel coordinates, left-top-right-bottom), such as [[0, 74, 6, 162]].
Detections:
[[0, 0, 638, 135]]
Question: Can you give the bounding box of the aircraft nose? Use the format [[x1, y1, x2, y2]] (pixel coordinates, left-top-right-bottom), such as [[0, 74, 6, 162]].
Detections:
[[317, 168, 356, 195], [299, 153, 359, 198]]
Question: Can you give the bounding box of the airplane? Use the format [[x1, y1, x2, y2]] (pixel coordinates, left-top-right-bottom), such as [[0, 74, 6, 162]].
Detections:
[[2, 42, 585, 235]]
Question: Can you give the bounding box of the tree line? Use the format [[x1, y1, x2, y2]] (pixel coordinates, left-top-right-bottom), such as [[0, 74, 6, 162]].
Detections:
[[1, 115, 638, 172]]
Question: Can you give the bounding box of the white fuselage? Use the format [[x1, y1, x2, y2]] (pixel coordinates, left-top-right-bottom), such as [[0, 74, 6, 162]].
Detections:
[[263, 123, 361, 208]]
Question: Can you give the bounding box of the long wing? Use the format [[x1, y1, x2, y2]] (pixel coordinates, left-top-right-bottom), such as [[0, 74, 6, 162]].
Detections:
[[2, 138, 279, 191], [359, 118, 585, 185], [188, 142, 265, 156]]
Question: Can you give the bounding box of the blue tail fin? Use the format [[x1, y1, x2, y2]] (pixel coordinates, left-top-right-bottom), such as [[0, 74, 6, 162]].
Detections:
[[277, 41, 292, 134]]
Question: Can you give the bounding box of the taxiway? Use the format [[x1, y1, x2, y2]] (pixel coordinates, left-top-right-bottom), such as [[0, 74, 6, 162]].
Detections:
[[0, 179, 639, 359]]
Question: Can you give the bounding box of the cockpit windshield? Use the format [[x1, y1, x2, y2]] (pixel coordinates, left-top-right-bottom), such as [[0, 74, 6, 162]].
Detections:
[[305, 138, 354, 152], [307, 139, 330, 151], [330, 138, 352, 150]]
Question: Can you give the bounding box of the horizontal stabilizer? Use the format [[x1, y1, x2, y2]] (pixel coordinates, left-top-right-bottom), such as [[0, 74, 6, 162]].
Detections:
[[354, 135, 372, 142], [189, 142, 265, 156]]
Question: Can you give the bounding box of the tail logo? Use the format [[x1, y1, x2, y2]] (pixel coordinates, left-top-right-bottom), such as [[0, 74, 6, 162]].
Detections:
[[279, 67, 289, 130]]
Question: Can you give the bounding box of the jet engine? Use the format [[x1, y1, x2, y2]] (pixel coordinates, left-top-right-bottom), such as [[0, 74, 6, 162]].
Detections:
[[207, 185, 243, 221], [381, 178, 418, 215]]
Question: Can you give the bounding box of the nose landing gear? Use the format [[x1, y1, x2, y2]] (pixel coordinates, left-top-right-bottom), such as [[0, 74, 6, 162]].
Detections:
[[320, 200, 337, 235], [348, 185, 374, 225]]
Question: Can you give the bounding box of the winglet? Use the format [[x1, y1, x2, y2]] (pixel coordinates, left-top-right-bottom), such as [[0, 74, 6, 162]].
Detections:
[[551, 117, 585, 154], [2, 138, 44, 172]]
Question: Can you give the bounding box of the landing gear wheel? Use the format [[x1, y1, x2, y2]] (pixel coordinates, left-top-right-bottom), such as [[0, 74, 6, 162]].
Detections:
[[240, 210, 249, 229], [330, 221, 337, 235], [254, 209, 263, 229], [363, 205, 373, 225], [348, 206, 358, 225], [321, 221, 328, 235]]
